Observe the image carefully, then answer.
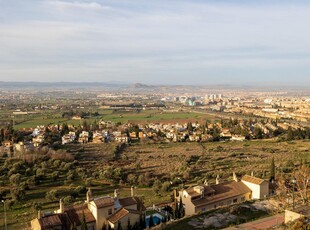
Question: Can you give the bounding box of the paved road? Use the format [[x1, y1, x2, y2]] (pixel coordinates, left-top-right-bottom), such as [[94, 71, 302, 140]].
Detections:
[[224, 214, 284, 230]]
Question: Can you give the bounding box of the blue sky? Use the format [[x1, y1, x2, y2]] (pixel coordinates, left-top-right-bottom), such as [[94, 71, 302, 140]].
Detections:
[[1, 0, 310, 85]]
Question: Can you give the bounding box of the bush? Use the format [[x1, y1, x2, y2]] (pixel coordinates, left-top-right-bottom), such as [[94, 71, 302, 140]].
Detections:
[[161, 181, 171, 192], [75, 186, 86, 194], [64, 195, 74, 204], [46, 189, 58, 201]]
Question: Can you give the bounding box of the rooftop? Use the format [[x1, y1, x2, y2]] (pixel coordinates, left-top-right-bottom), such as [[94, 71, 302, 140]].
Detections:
[[241, 175, 266, 185], [65, 203, 96, 225], [187, 181, 251, 208]]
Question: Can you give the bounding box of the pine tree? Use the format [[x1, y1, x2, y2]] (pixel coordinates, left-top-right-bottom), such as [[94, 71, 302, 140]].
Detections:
[[270, 157, 275, 181]]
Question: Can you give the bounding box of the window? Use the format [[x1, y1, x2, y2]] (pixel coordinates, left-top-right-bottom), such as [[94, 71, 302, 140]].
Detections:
[[233, 198, 238, 203], [108, 208, 112, 215], [241, 197, 245, 202]]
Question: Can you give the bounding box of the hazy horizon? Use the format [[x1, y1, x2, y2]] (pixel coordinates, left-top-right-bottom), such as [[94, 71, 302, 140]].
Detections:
[[1, 0, 310, 85]]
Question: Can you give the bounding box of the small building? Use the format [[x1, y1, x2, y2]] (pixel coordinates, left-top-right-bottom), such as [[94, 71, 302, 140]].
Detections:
[[31, 188, 145, 230], [107, 208, 141, 230], [241, 175, 269, 200], [178, 181, 252, 216], [177, 174, 269, 216]]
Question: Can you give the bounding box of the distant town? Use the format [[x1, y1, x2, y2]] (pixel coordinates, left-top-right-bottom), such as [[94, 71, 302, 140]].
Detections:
[[0, 83, 309, 229]]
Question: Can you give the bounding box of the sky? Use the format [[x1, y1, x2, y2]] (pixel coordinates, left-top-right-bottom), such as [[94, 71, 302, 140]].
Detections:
[[1, 0, 310, 85]]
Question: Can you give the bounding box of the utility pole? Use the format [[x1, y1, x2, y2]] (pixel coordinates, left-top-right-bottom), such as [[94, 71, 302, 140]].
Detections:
[[292, 177, 296, 210], [2, 200, 7, 230]]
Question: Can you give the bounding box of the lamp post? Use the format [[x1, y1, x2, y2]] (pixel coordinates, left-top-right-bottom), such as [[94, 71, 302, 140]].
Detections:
[[1, 200, 7, 230], [292, 177, 296, 210]]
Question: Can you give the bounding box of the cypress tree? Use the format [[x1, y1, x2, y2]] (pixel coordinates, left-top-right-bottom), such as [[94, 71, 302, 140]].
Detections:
[[117, 221, 122, 230], [174, 201, 179, 219], [178, 197, 184, 218], [149, 215, 154, 228], [81, 211, 86, 230], [270, 157, 275, 181], [127, 217, 132, 230]]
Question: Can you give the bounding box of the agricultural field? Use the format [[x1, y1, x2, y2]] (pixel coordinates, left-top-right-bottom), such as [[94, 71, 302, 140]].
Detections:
[[11, 108, 217, 130], [0, 139, 309, 229]]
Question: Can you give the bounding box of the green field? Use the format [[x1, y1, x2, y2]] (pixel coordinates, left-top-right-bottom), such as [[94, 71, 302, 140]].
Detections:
[[12, 109, 216, 129]]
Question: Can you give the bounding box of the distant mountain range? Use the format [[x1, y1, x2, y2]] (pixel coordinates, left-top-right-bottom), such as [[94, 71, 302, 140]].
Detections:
[[0, 81, 308, 91]]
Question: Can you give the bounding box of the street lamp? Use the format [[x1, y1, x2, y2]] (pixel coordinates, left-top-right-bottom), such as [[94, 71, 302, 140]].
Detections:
[[1, 200, 7, 230], [292, 177, 296, 210]]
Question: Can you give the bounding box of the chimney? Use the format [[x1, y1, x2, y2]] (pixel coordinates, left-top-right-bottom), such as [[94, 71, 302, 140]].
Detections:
[[114, 189, 118, 198], [233, 172, 238, 182], [59, 198, 64, 213], [38, 210, 42, 219], [251, 171, 254, 177], [216, 175, 220, 185], [131, 186, 134, 197], [86, 188, 92, 203]]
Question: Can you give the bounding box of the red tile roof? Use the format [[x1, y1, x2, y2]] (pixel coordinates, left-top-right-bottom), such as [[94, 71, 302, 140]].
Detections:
[[65, 203, 96, 226], [107, 208, 140, 224], [38, 213, 70, 230], [188, 181, 251, 208], [92, 196, 114, 208]]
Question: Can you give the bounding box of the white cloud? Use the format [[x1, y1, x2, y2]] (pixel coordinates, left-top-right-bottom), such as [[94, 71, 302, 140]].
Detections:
[[45, 0, 110, 11]]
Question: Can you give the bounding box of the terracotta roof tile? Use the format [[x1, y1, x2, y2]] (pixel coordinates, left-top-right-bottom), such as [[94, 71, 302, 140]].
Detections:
[[65, 203, 96, 226], [190, 181, 251, 207], [108, 208, 140, 224], [93, 196, 114, 208], [38, 213, 70, 230]]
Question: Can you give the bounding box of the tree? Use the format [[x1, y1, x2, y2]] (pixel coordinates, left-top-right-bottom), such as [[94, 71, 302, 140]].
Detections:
[[174, 200, 179, 219], [293, 165, 310, 204], [149, 215, 154, 228], [187, 122, 193, 133], [117, 221, 122, 230], [270, 157, 275, 181], [139, 213, 146, 229], [127, 217, 132, 230], [152, 179, 161, 195], [81, 211, 87, 230], [178, 197, 184, 218]]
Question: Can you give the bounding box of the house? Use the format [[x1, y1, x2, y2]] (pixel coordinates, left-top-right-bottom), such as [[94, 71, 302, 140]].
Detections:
[[241, 175, 269, 199], [31, 188, 145, 230], [177, 173, 269, 216], [78, 131, 89, 144], [114, 134, 129, 143], [62, 132, 76, 145], [72, 115, 82, 120], [33, 135, 44, 147], [2, 140, 12, 148], [231, 135, 246, 141], [92, 131, 104, 143], [107, 208, 141, 229]]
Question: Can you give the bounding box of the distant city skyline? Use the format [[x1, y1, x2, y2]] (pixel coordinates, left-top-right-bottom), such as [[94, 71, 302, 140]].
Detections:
[[1, 0, 310, 85]]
